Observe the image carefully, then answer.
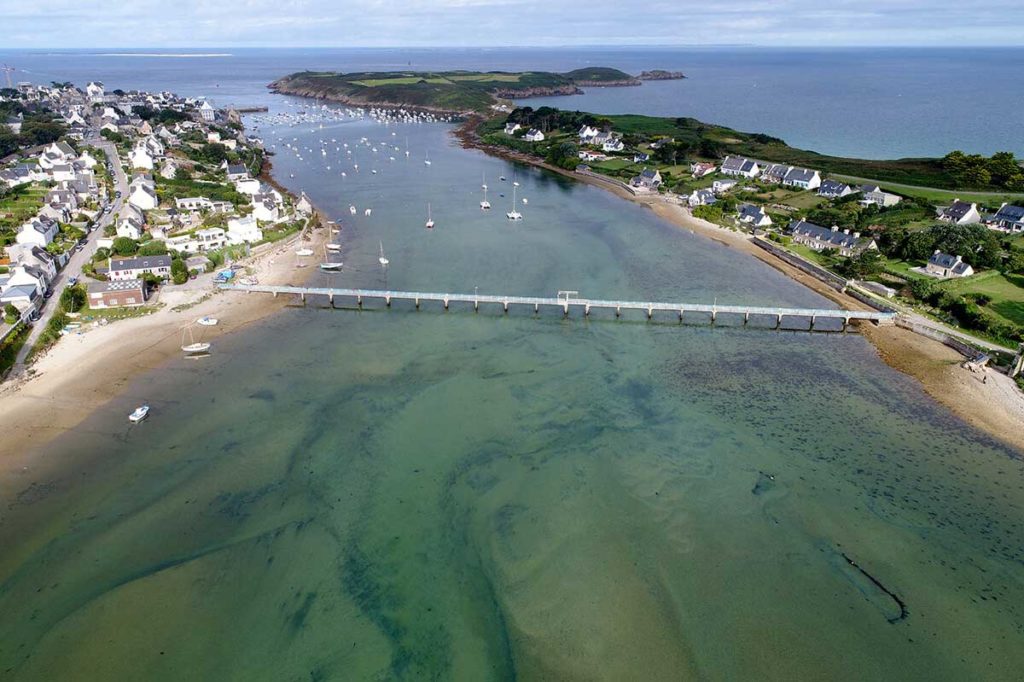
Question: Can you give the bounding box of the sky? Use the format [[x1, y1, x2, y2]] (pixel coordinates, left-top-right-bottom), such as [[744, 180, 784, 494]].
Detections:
[[1, 0, 1022, 48]]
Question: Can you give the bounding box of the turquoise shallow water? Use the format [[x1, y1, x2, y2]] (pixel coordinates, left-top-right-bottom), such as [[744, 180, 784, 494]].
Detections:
[[1, 114, 1023, 680]]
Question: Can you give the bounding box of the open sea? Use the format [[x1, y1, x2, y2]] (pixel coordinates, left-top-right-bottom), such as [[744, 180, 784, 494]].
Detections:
[[1, 48, 1023, 680]]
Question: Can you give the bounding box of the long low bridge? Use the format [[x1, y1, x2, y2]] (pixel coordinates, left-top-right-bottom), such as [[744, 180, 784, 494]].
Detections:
[[221, 284, 896, 331]]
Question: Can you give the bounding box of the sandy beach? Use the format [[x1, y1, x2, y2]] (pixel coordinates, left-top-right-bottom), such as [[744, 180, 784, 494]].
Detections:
[[0, 221, 330, 487], [2, 120, 1022, 489]]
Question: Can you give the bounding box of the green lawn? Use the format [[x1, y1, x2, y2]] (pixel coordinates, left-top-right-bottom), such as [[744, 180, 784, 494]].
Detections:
[[352, 76, 453, 86], [939, 271, 1024, 326], [448, 73, 524, 83], [0, 184, 48, 240], [831, 174, 1024, 207]]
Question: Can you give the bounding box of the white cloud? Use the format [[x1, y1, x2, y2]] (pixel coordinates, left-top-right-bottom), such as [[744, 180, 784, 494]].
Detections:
[[0, 0, 1020, 46]]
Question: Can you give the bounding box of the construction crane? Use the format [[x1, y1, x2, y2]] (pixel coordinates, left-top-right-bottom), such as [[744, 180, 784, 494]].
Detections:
[[1, 64, 14, 89]]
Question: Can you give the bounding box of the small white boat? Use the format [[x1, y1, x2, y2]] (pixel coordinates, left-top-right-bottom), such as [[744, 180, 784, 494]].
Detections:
[[425, 203, 435, 229], [522, 198, 528, 205], [378, 241, 389, 267], [481, 184, 491, 210], [181, 326, 210, 354], [326, 243, 342, 251], [349, 205, 357, 215], [196, 316, 219, 326], [507, 185, 523, 220], [129, 405, 150, 423], [364, 208, 372, 217], [295, 248, 314, 257], [424, 152, 432, 166], [320, 261, 343, 271]]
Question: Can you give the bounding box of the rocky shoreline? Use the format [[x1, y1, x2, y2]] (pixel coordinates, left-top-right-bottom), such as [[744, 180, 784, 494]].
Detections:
[[638, 70, 686, 80]]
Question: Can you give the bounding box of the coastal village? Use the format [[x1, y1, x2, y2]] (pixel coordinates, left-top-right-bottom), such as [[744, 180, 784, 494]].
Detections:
[[3, 71, 1024, 425], [0, 79, 314, 373], [485, 107, 1024, 374]]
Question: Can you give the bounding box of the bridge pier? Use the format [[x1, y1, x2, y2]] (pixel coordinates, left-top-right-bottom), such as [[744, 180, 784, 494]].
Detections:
[[775, 314, 782, 329], [678, 309, 684, 322], [647, 304, 653, 320], [357, 294, 362, 309], [300, 292, 306, 305], [504, 300, 509, 313], [810, 315, 816, 331], [328, 293, 334, 308], [444, 296, 449, 310], [534, 303, 539, 314], [415, 297, 420, 309], [585, 303, 591, 316], [474, 299, 479, 312], [843, 316, 850, 332], [562, 302, 569, 317], [615, 306, 620, 318], [386, 295, 391, 307], [743, 312, 750, 325], [711, 309, 717, 324]]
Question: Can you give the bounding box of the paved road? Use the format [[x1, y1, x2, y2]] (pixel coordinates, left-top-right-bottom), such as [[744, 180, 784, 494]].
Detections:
[[12, 139, 128, 373]]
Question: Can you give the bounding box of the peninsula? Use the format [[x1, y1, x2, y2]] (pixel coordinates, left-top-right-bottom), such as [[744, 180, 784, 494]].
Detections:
[[268, 67, 643, 114]]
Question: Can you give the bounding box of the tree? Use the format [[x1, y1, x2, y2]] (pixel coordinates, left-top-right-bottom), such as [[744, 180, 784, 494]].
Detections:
[[59, 284, 86, 313], [545, 141, 578, 170], [988, 151, 1021, 187], [112, 237, 139, 256], [171, 258, 188, 285], [138, 241, 169, 256], [3, 303, 19, 324]]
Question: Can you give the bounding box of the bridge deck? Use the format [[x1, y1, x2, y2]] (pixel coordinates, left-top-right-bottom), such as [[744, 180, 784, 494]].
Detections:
[[220, 284, 894, 325]]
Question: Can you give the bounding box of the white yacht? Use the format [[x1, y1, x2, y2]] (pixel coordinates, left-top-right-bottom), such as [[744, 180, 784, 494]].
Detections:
[[378, 241, 389, 267], [425, 203, 435, 229], [506, 185, 523, 221], [129, 405, 150, 423]]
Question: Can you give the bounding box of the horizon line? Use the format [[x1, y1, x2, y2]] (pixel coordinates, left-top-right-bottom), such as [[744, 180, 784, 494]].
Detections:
[[4, 44, 1024, 51]]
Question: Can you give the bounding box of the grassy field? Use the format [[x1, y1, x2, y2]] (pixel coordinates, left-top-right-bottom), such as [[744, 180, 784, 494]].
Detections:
[[271, 68, 635, 112], [939, 271, 1024, 326], [0, 184, 48, 242], [832, 174, 1024, 206]]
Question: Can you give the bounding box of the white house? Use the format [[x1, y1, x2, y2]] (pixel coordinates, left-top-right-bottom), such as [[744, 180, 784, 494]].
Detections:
[[937, 200, 982, 225], [577, 125, 599, 143], [523, 129, 545, 142], [129, 145, 155, 170], [783, 167, 822, 191], [108, 255, 172, 281], [117, 205, 146, 240], [687, 189, 717, 207], [720, 156, 760, 178], [15, 218, 59, 248], [925, 251, 974, 278], [235, 177, 261, 195], [737, 203, 773, 228], [128, 176, 158, 210], [504, 122, 522, 135], [226, 164, 249, 182], [194, 227, 227, 251], [227, 215, 263, 244], [175, 196, 213, 212], [602, 137, 624, 153], [712, 179, 738, 194], [988, 204, 1024, 233], [252, 198, 280, 222], [859, 185, 901, 208], [630, 168, 662, 192], [5, 264, 49, 296], [818, 180, 856, 199], [199, 100, 216, 122]]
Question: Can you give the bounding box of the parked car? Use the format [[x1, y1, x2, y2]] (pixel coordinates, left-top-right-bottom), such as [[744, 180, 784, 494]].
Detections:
[[68, 276, 78, 286]]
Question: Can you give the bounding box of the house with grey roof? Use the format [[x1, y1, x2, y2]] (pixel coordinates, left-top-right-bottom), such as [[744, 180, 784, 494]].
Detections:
[[108, 255, 172, 282], [687, 189, 717, 208], [783, 167, 822, 190], [988, 204, 1024, 232], [720, 156, 761, 178], [788, 220, 877, 257], [818, 180, 856, 199], [737, 203, 772, 228], [925, 251, 974, 278], [630, 167, 662, 192], [937, 200, 981, 225], [859, 186, 901, 208], [761, 163, 792, 184]]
